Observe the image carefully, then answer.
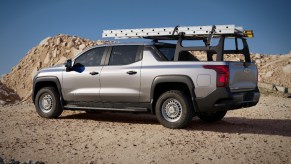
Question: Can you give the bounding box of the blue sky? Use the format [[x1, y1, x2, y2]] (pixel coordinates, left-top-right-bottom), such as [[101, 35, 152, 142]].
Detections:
[[0, 0, 291, 75]]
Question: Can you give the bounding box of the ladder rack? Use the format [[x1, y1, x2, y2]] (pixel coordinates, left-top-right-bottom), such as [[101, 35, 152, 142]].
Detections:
[[102, 25, 251, 40]]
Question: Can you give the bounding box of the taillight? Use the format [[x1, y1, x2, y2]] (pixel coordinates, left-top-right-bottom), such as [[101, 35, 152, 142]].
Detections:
[[203, 65, 229, 87]]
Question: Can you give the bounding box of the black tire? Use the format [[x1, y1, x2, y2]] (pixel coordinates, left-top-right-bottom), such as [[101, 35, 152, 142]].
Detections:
[[35, 87, 63, 118], [155, 90, 194, 129], [198, 111, 227, 122]]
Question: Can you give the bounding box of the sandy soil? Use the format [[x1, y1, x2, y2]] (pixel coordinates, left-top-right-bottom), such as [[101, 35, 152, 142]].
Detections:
[[0, 95, 290, 164]]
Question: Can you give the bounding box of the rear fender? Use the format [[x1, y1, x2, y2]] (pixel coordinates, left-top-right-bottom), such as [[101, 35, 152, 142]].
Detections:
[[151, 75, 197, 112]]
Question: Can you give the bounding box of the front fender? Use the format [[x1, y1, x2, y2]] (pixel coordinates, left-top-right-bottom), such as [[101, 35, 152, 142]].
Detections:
[[32, 76, 63, 104]]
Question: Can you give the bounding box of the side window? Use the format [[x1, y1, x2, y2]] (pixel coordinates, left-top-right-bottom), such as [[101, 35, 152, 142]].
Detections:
[[74, 47, 106, 66], [157, 47, 175, 61], [109, 45, 140, 65], [145, 46, 167, 61]]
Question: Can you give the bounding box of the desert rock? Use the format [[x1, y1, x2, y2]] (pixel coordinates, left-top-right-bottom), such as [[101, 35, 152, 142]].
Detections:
[[79, 44, 86, 50], [255, 59, 261, 64], [265, 71, 273, 78], [282, 64, 291, 74], [39, 37, 51, 46], [255, 53, 261, 59], [0, 81, 21, 106]]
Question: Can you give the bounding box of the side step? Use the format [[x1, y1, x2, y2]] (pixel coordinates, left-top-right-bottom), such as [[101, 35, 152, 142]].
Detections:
[[63, 105, 148, 112]]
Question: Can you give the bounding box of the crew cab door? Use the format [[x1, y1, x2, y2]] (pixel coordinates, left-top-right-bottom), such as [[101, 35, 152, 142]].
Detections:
[[62, 47, 107, 102], [100, 45, 142, 102]]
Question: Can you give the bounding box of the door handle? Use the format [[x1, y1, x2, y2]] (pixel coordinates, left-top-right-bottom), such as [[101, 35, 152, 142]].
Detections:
[[127, 71, 137, 75], [89, 71, 99, 75]]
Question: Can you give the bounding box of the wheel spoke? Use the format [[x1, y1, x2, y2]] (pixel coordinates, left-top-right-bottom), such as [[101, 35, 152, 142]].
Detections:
[[161, 98, 182, 122], [39, 93, 53, 113]]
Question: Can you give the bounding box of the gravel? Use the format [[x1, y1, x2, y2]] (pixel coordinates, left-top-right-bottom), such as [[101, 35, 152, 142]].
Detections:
[[0, 95, 290, 163]]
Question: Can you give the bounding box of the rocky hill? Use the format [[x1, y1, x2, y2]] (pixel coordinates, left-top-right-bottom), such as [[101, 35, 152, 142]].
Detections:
[[254, 53, 291, 87], [0, 34, 290, 105], [0, 81, 21, 106], [1, 34, 109, 102]]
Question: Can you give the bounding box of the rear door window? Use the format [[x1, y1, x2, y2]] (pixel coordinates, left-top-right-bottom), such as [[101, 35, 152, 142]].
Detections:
[[108, 45, 141, 65]]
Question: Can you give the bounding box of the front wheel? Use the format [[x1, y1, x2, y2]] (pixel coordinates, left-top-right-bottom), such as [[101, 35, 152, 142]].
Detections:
[[198, 111, 227, 122], [155, 90, 194, 129], [35, 87, 63, 118]]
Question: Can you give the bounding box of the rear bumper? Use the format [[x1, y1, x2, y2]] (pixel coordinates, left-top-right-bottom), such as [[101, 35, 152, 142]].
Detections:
[[195, 87, 260, 112]]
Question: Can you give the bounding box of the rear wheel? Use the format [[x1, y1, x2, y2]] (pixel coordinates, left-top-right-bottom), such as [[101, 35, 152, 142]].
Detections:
[[198, 111, 227, 122], [35, 87, 63, 118], [155, 90, 194, 129]]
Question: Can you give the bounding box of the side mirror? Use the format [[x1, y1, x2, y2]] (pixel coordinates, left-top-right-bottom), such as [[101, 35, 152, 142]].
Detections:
[[65, 59, 72, 72]]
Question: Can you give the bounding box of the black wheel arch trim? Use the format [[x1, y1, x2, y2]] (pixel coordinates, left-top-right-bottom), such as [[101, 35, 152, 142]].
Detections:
[[32, 76, 63, 105], [150, 75, 197, 112]]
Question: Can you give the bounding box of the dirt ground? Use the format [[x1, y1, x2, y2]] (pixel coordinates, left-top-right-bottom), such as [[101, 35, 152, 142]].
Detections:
[[0, 95, 290, 164]]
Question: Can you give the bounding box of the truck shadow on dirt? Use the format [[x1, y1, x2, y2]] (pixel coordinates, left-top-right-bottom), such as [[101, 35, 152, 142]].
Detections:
[[60, 112, 291, 137], [188, 117, 291, 137], [61, 112, 159, 124]]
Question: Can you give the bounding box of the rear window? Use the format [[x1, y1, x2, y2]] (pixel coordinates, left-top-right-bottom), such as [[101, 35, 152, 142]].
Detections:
[[157, 47, 175, 61], [155, 46, 199, 61]]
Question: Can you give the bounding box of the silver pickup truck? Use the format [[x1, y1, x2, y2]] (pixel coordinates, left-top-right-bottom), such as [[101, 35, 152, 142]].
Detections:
[[33, 25, 260, 128]]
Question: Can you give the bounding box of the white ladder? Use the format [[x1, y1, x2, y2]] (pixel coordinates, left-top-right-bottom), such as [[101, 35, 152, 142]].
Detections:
[[102, 25, 244, 39]]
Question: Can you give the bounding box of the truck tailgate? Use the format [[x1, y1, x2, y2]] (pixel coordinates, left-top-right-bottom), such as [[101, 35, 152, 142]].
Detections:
[[228, 62, 258, 92]]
